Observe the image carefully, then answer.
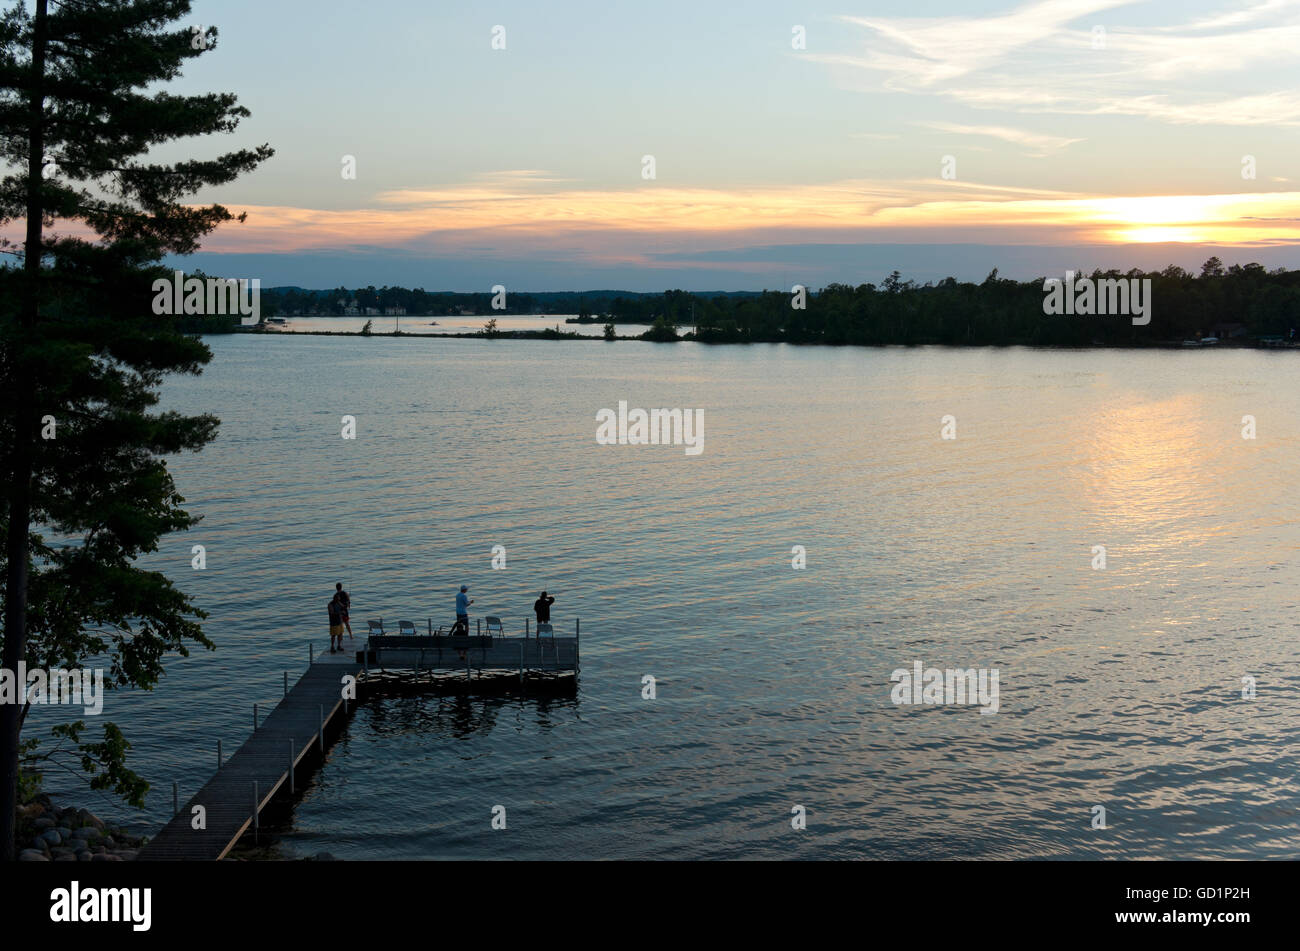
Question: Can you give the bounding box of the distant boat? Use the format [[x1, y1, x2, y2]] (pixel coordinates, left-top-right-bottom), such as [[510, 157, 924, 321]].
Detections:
[[266, 317, 287, 325], [1200, 336, 1219, 345], [1181, 339, 1200, 347]]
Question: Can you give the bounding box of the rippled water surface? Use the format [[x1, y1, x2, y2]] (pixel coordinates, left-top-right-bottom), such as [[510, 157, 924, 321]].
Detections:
[[36, 337, 1300, 859]]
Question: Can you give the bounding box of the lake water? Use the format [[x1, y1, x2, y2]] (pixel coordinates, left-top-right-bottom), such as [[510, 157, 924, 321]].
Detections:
[[34, 337, 1300, 859]]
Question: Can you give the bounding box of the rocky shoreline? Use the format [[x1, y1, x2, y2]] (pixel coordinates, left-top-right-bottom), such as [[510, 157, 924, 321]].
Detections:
[[15, 795, 145, 862]]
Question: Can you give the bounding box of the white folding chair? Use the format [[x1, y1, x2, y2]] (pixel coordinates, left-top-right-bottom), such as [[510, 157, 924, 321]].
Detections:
[[398, 619, 417, 636], [366, 619, 385, 636], [485, 616, 504, 637]]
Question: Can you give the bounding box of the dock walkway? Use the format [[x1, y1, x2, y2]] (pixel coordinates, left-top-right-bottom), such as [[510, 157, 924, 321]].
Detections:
[[138, 644, 361, 861], [139, 623, 580, 860]]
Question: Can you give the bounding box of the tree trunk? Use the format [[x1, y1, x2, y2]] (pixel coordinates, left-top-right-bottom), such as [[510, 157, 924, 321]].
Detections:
[[1, 0, 47, 863]]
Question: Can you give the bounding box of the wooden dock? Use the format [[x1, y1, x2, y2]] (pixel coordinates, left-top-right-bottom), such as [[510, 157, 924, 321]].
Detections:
[[139, 642, 362, 861], [139, 624, 579, 860]]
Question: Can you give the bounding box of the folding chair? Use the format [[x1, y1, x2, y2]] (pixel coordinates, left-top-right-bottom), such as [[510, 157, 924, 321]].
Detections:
[[485, 616, 504, 638]]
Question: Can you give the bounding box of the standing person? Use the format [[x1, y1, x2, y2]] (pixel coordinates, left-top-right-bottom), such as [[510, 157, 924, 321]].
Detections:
[[455, 585, 474, 634], [533, 590, 555, 630], [454, 585, 473, 660], [335, 582, 352, 639], [327, 594, 344, 654]]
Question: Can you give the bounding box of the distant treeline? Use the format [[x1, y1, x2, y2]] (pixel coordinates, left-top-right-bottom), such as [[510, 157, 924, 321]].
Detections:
[[259, 260, 1300, 345], [260, 286, 762, 319], [658, 260, 1300, 346]]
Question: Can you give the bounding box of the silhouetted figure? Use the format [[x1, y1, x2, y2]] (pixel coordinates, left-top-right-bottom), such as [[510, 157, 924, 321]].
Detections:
[[534, 591, 555, 625], [327, 594, 344, 654], [335, 582, 352, 638]]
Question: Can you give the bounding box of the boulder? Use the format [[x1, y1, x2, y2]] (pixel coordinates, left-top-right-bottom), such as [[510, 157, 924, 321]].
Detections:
[[54, 853, 78, 862], [39, 828, 62, 847], [33, 817, 55, 831], [77, 824, 103, 841], [18, 849, 49, 861], [76, 850, 93, 862], [77, 808, 105, 830]]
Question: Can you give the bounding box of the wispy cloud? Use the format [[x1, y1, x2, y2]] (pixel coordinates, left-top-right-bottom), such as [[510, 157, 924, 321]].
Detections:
[[916, 121, 1083, 155], [830, 0, 1136, 86], [1163, 0, 1296, 32], [818, 0, 1300, 127]]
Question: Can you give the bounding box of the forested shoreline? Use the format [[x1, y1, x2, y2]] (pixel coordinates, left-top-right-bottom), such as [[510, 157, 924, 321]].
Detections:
[[256, 259, 1300, 346]]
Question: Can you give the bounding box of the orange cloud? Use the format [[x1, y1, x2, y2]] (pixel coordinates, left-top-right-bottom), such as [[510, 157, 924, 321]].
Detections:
[[195, 177, 1300, 257], [14, 175, 1300, 262]]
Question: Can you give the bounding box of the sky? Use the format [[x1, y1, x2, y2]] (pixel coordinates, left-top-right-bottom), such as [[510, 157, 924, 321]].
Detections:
[[136, 1, 1300, 288]]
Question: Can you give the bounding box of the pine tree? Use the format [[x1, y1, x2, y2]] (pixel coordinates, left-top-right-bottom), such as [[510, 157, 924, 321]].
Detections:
[[0, 0, 272, 860]]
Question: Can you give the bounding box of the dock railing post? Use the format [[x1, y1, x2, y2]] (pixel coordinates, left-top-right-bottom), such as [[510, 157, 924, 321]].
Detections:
[[172, 781, 178, 816], [253, 781, 259, 842], [309, 642, 314, 665], [253, 703, 258, 731], [318, 704, 324, 753], [217, 739, 222, 770], [283, 671, 288, 698], [526, 618, 530, 639], [289, 739, 295, 794], [427, 617, 431, 635], [477, 618, 481, 636], [576, 618, 580, 674], [519, 641, 524, 685]]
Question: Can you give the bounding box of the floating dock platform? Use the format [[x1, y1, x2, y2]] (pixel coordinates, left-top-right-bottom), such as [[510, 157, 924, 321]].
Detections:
[[363, 633, 578, 678]]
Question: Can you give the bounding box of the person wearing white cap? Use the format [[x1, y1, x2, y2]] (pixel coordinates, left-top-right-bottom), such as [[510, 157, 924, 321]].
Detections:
[[455, 585, 473, 636], [453, 585, 474, 660]]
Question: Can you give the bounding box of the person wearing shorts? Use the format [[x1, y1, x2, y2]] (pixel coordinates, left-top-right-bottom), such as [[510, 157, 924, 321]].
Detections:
[[335, 582, 352, 639], [328, 595, 345, 654]]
